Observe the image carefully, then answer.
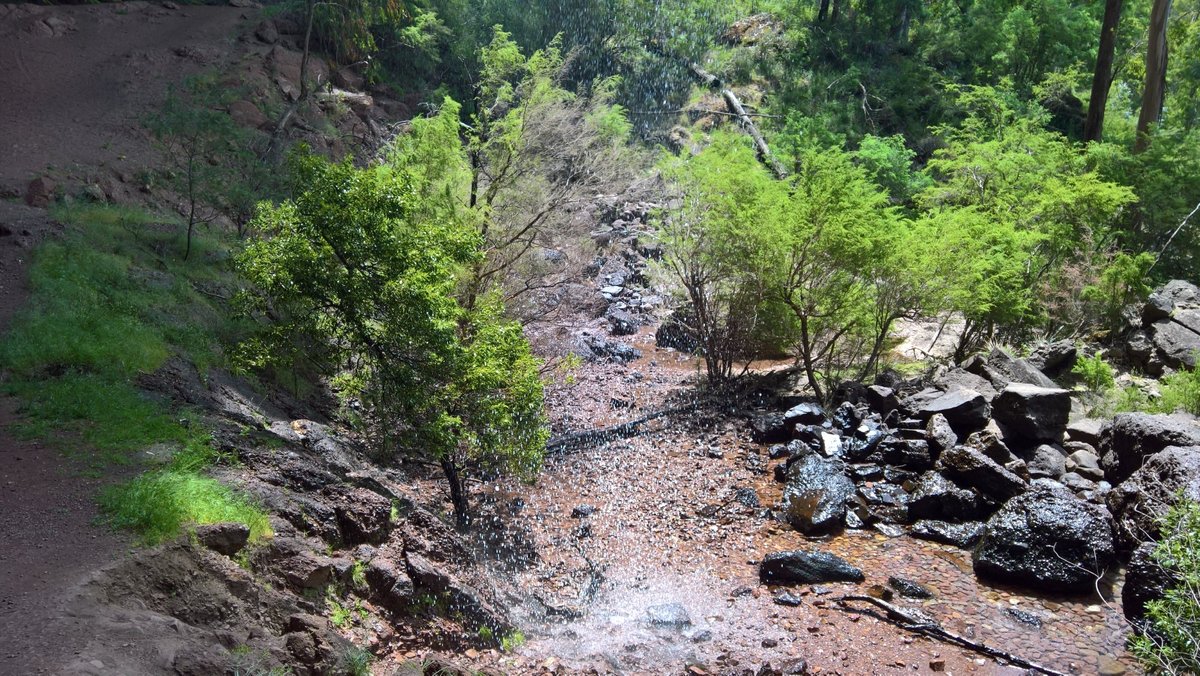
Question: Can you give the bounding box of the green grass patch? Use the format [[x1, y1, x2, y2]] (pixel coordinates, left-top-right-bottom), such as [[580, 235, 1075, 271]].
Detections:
[[99, 435, 271, 545]]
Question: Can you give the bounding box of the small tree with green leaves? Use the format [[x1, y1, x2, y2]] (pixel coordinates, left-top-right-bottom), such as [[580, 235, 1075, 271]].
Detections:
[[237, 151, 547, 527]]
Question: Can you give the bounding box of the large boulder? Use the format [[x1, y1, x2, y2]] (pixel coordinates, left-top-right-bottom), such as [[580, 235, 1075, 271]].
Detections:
[[1122, 541, 1179, 626], [759, 550, 864, 585], [972, 480, 1116, 592], [782, 455, 855, 534], [1148, 316, 1200, 370], [1099, 413, 1200, 483], [334, 487, 393, 545], [1106, 446, 1200, 552], [913, 388, 990, 436], [750, 411, 791, 444], [936, 444, 1027, 501], [194, 523, 250, 556], [978, 347, 1060, 389], [1027, 340, 1078, 376], [907, 471, 990, 521], [1026, 444, 1067, 480], [991, 383, 1071, 443], [783, 402, 827, 427]]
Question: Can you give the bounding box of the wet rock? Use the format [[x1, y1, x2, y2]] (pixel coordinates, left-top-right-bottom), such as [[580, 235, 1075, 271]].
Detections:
[[980, 347, 1060, 389], [782, 455, 855, 534], [937, 445, 1027, 501], [1006, 607, 1043, 627], [875, 523, 905, 538], [578, 334, 641, 364], [908, 472, 988, 521], [193, 522, 250, 556], [926, 414, 958, 457], [570, 504, 597, 518], [756, 658, 810, 676], [773, 590, 804, 606], [991, 383, 1071, 442], [334, 487, 392, 545], [1066, 418, 1104, 446], [887, 576, 932, 599], [913, 388, 990, 435], [832, 401, 861, 434], [645, 602, 691, 628], [910, 520, 985, 548], [1106, 446, 1200, 551], [1099, 413, 1200, 483], [750, 412, 791, 444], [783, 402, 826, 427], [934, 368, 998, 401], [881, 438, 933, 470], [734, 487, 761, 508], [1060, 471, 1098, 495], [759, 550, 864, 585], [973, 480, 1116, 591], [865, 385, 899, 413], [1066, 446, 1105, 481], [365, 555, 415, 610], [1123, 541, 1179, 625], [965, 427, 1013, 464], [1026, 444, 1067, 480], [1027, 340, 1077, 376], [606, 307, 640, 336]]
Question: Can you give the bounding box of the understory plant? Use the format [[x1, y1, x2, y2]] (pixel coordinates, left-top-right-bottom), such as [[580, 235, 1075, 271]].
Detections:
[[1131, 500, 1200, 675]]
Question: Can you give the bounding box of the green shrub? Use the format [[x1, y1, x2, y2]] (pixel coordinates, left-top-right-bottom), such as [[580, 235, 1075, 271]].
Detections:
[[1131, 500, 1200, 675], [338, 647, 373, 676], [500, 629, 526, 652], [1072, 351, 1116, 393], [1158, 366, 1200, 417]]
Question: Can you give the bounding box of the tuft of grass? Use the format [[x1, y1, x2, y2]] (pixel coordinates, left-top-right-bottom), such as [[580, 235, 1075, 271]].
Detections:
[[499, 629, 526, 652], [338, 646, 373, 676]]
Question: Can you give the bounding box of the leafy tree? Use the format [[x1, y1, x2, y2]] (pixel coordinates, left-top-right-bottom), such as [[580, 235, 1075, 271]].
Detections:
[[1131, 499, 1200, 675], [237, 151, 547, 527]]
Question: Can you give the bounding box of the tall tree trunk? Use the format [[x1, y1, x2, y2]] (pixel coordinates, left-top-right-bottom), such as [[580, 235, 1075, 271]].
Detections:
[[1084, 0, 1124, 142], [817, 0, 831, 22], [1135, 0, 1172, 152], [299, 0, 316, 100], [440, 457, 469, 528]]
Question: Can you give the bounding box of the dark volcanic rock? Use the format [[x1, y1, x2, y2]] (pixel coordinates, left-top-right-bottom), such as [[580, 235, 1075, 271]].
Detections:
[[782, 455, 855, 534], [881, 438, 934, 470], [1026, 444, 1067, 480], [750, 412, 791, 444], [1149, 315, 1200, 370], [334, 487, 392, 545], [1106, 446, 1200, 551], [888, 576, 933, 599], [365, 554, 416, 610], [926, 413, 958, 457], [1099, 413, 1200, 483], [908, 472, 989, 521], [972, 481, 1116, 592], [194, 523, 250, 556], [1027, 340, 1077, 376], [914, 389, 990, 435], [606, 308, 640, 336], [759, 550, 865, 585], [991, 383, 1071, 442], [1066, 418, 1104, 446], [936, 444, 1027, 501], [910, 519, 985, 548], [865, 385, 900, 413], [982, 347, 1060, 389], [783, 402, 827, 427], [1123, 541, 1179, 625]]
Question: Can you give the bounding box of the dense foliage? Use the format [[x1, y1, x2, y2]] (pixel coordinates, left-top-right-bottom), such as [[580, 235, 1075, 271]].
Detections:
[[1131, 500, 1200, 675]]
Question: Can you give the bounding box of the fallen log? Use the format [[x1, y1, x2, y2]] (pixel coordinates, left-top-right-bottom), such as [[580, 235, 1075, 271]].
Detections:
[[835, 595, 1070, 676], [686, 62, 788, 179], [546, 403, 698, 454]]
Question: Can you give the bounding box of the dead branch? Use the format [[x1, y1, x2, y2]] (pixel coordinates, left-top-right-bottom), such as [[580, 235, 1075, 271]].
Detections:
[[836, 595, 1071, 676], [687, 61, 788, 179]]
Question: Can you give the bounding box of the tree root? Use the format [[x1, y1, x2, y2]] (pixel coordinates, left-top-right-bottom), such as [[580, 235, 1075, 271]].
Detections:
[[835, 595, 1071, 676]]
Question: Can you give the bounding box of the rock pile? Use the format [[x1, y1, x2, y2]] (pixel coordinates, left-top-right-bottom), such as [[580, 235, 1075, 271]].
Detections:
[[1124, 279, 1200, 374]]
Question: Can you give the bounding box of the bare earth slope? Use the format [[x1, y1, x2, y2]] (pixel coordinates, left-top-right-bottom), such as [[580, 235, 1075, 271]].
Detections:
[[0, 2, 250, 195]]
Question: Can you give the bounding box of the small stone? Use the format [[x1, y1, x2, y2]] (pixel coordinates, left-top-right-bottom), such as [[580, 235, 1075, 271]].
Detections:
[[773, 591, 803, 607], [929, 660, 946, 672], [762, 638, 779, 648]]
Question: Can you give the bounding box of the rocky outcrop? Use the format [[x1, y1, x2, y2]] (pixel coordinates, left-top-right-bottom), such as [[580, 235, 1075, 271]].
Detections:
[[973, 481, 1116, 591], [1098, 413, 1200, 483], [1125, 280, 1200, 373], [759, 550, 865, 585], [910, 388, 990, 435], [907, 472, 989, 521], [910, 520, 985, 548], [1106, 445, 1200, 552]]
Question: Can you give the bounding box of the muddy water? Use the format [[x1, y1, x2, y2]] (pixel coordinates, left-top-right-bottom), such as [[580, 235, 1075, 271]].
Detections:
[[484, 334, 1138, 675]]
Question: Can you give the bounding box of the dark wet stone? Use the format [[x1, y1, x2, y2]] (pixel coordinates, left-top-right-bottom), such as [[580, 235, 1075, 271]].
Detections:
[[832, 401, 861, 433], [887, 576, 932, 599], [782, 455, 855, 535], [992, 383, 1071, 442], [910, 520, 985, 548], [759, 550, 865, 585], [1027, 340, 1077, 376], [774, 591, 804, 607], [926, 413, 958, 457], [750, 411, 791, 444], [784, 402, 827, 427], [865, 385, 900, 413], [646, 602, 691, 627], [1027, 444, 1067, 480], [571, 504, 597, 518], [850, 463, 885, 482], [875, 523, 905, 538], [1123, 541, 1179, 625], [981, 347, 1060, 389], [844, 428, 887, 462], [937, 445, 1027, 501], [1006, 607, 1043, 627], [1106, 445, 1200, 552], [1098, 413, 1200, 484], [973, 480, 1116, 592], [914, 388, 990, 436], [907, 472, 989, 521], [734, 487, 761, 508], [881, 438, 934, 470], [768, 444, 790, 459]]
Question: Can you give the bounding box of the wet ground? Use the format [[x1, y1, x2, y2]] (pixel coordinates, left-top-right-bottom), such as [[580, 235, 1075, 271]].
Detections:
[[474, 327, 1139, 675]]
